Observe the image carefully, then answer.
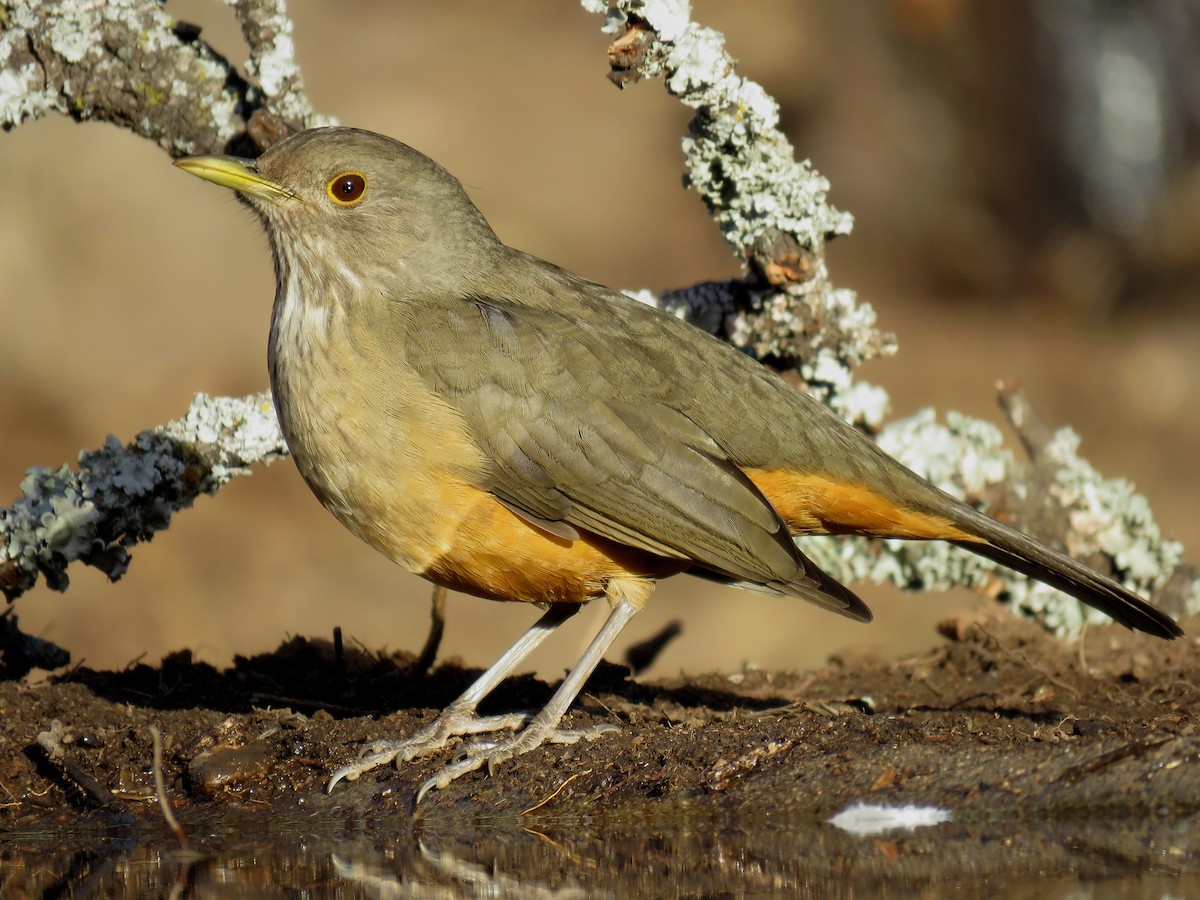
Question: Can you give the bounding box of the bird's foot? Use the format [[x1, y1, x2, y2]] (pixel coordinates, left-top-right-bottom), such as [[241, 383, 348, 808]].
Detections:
[[326, 705, 530, 793], [415, 715, 619, 804]]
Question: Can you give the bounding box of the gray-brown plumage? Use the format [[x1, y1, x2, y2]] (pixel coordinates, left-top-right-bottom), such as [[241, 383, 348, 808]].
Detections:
[[176, 126, 1181, 800]]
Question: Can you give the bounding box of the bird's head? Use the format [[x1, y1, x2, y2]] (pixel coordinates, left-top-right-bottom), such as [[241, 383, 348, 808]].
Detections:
[[175, 126, 501, 302]]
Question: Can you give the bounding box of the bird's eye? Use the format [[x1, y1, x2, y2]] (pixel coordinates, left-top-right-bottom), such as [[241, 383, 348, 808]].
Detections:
[[327, 172, 367, 205]]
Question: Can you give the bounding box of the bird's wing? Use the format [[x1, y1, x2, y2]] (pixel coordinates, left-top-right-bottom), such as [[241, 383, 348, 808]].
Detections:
[[402, 287, 866, 619]]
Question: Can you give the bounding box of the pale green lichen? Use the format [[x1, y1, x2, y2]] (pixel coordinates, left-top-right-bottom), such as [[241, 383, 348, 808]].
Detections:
[[583, 0, 691, 41], [877, 410, 1011, 498], [673, 35, 853, 254], [1042, 428, 1182, 603], [45, 3, 100, 65], [221, 0, 334, 130], [0, 63, 52, 127]]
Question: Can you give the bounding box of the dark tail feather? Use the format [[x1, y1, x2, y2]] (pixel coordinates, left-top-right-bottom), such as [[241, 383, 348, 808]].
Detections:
[[692, 544, 874, 624], [948, 507, 1182, 639]]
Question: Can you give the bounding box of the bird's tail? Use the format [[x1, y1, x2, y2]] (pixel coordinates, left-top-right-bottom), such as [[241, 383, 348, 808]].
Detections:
[[941, 499, 1182, 639], [746, 463, 1182, 639]]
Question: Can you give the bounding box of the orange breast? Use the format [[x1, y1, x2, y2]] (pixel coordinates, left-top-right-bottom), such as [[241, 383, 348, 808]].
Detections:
[[420, 484, 687, 604]]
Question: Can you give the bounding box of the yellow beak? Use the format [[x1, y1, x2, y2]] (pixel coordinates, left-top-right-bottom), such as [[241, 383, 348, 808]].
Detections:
[[174, 154, 300, 205]]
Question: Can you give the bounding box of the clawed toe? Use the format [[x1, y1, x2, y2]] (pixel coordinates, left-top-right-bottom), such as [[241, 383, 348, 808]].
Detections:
[[415, 719, 620, 803], [325, 707, 529, 793]]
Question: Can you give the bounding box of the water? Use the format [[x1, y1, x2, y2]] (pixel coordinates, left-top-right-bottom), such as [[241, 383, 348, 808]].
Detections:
[[4, 803, 1196, 898]]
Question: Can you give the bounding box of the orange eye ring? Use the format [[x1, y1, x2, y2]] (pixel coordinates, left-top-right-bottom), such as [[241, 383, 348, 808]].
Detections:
[[327, 172, 367, 205]]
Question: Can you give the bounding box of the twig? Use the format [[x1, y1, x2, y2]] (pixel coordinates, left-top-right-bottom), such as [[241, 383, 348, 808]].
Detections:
[[521, 768, 592, 815], [150, 725, 189, 850], [583, 0, 895, 423], [996, 380, 1056, 462], [413, 585, 448, 676], [34, 720, 118, 809], [623, 619, 682, 675]]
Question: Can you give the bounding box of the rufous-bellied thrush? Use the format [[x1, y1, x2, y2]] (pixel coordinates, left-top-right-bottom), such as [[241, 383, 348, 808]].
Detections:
[[176, 127, 1182, 802]]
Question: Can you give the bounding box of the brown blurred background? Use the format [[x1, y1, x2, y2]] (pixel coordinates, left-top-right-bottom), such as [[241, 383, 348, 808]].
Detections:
[[3, 1, 1198, 680]]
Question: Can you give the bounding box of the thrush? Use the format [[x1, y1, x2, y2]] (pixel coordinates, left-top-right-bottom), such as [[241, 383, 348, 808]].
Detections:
[[175, 127, 1182, 801]]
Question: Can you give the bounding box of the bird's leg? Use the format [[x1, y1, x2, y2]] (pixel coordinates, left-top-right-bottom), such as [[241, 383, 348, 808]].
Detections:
[[326, 602, 580, 792], [415, 584, 647, 803]]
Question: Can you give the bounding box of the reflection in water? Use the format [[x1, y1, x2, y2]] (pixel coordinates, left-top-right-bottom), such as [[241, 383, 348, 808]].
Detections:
[[1, 806, 1196, 897]]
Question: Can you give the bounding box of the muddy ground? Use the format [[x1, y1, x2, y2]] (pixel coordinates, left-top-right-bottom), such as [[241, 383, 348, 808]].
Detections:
[[1, 609, 1197, 896]]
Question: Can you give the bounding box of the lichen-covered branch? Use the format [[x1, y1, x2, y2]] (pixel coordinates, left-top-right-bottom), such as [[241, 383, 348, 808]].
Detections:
[[583, 0, 1197, 633], [223, 0, 321, 140], [582, 0, 895, 426], [0, 0, 327, 156], [0, 393, 286, 602]]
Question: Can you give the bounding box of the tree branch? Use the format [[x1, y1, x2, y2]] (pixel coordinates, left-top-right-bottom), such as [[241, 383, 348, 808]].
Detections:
[[0, 0, 328, 155], [583, 0, 895, 423], [1, 393, 285, 602]]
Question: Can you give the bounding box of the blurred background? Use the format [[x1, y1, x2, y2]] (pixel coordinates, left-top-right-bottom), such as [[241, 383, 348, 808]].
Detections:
[[2, 0, 1198, 681]]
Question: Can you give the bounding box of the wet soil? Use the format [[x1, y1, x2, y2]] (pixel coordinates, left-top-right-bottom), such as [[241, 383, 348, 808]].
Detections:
[[1, 610, 1198, 896]]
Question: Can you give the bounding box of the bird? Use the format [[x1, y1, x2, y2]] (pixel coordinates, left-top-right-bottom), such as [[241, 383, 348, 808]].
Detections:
[[175, 126, 1182, 801]]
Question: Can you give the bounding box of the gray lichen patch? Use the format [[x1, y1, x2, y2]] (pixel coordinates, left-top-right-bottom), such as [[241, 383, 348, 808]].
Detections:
[[1, 392, 286, 602], [0, 0, 327, 155], [224, 0, 334, 133], [45, 2, 101, 66], [1042, 428, 1183, 601]]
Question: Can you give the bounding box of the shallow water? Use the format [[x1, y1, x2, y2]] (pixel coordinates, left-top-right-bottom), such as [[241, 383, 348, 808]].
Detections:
[[4, 804, 1196, 898]]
